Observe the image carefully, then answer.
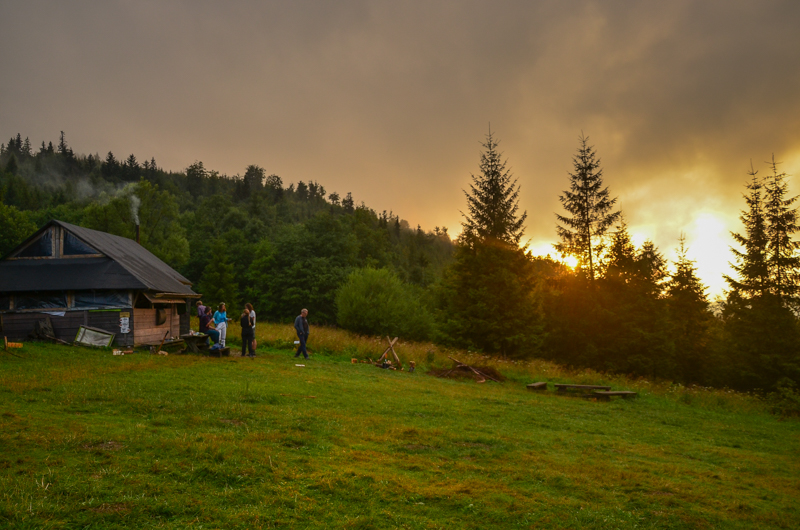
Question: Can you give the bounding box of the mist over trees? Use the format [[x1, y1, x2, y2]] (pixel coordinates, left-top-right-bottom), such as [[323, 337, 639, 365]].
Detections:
[[2, 131, 799, 394]]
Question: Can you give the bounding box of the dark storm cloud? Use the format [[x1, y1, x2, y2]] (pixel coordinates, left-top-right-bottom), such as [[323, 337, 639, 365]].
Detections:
[[2, 1, 799, 292]]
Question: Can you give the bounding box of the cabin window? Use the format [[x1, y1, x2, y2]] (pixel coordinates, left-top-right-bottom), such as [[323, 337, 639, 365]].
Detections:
[[73, 290, 129, 309], [16, 229, 53, 258], [63, 232, 98, 255], [0, 295, 10, 311], [14, 292, 68, 309]]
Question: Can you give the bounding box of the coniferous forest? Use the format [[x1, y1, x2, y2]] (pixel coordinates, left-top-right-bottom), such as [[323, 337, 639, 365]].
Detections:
[[1, 131, 799, 396]]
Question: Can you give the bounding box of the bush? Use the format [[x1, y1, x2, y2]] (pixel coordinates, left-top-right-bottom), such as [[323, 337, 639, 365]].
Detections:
[[767, 378, 800, 418], [335, 267, 433, 341]]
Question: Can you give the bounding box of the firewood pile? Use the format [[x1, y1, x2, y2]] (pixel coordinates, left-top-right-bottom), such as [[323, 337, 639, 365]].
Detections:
[[434, 356, 504, 383]]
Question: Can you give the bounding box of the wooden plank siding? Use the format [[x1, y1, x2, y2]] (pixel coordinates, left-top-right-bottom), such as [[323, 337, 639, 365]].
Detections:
[[1, 311, 86, 343], [88, 310, 133, 347], [2, 304, 182, 347], [0, 309, 134, 346], [133, 307, 180, 345]]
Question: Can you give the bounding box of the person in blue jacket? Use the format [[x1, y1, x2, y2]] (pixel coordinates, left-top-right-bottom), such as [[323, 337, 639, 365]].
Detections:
[[213, 303, 229, 347], [293, 308, 309, 359]]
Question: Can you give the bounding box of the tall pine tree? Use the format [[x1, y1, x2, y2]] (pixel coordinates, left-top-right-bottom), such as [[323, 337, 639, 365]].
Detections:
[[461, 130, 526, 247], [723, 160, 800, 390], [666, 235, 712, 382], [438, 130, 542, 357], [555, 134, 620, 281], [725, 163, 769, 298], [763, 155, 800, 304]]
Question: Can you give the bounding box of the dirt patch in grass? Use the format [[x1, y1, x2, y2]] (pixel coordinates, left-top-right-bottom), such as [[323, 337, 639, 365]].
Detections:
[[82, 441, 124, 451], [455, 442, 492, 449], [220, 418, 245, 426], [90, 503, 130, 514], [403, 444, 434, 451], [427, 364, 506, 382]]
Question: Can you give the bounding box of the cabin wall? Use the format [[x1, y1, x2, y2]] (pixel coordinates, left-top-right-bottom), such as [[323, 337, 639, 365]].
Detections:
[[133, 306, 180, 345], [0, 309, 134, 347]]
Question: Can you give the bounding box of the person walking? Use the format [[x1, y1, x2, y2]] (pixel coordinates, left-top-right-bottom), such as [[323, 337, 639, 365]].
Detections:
[[240, 306, 255, 357], [293, 308, 310, 359], [213, 303, 228, 347]]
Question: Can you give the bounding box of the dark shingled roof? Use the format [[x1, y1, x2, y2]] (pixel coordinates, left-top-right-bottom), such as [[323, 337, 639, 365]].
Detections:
[[0, 220, 196, 295], [0, 258, 145, 292]]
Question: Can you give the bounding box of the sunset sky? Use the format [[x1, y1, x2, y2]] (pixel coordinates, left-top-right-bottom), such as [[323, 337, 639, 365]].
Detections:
[[2, 1, 800, 297]]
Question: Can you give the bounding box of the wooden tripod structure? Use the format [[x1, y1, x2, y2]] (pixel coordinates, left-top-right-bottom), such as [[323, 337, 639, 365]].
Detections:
[[376, 336, 402, 369]]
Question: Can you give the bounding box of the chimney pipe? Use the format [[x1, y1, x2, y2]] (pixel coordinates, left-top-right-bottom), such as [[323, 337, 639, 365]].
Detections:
[[136, 224, 140, 244]]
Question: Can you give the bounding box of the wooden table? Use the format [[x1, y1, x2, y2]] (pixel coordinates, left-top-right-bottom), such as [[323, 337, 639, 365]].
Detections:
[[181, 333, 210, 353], [147, 338, 186, 354], [554, 384, 611, 392]]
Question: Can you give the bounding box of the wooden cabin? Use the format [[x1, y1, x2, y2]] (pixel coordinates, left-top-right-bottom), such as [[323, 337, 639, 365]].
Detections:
[[0, 220, 199, 347]]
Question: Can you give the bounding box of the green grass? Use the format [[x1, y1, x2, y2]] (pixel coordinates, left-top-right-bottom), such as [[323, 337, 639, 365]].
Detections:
[[0, 333, 798, 529]]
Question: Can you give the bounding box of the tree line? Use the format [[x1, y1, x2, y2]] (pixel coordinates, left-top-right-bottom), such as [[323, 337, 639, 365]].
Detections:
[[1, 131, 798, 394]]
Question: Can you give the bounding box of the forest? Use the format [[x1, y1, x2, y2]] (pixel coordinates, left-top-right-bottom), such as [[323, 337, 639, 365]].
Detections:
[[1, 131, 798, 396]]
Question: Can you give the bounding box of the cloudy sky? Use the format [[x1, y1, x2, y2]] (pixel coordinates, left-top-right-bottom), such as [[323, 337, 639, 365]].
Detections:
[[2, 0, 800, 296]]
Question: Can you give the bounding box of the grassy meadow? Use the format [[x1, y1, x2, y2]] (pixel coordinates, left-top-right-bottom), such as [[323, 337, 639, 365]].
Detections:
[[1, 322, 798, 529]]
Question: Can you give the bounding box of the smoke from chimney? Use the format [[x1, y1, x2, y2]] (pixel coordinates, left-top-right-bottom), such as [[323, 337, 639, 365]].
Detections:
[[130, 193, 141, 244]]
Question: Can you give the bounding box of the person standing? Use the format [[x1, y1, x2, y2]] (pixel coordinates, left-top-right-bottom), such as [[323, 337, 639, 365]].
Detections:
[[293, 308, 310, 359], [240, 307, 255, 357], [245, 302, 256, 352], [213, 303, 228, 347], [196, 300, 206, 318]]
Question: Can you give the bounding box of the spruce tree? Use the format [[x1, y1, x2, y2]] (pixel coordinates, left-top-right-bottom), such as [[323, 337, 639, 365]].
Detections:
[[725, 163, 769, 298], [555, 134, 620, 281], [666, 235, 712, 382], [438, 130, 542, 358], [342, 192, 354, 213], [723, 160, 800, 390], [603, 220, 637, 286], [763, 155, 800, 304], [461, 130, 526, 246]]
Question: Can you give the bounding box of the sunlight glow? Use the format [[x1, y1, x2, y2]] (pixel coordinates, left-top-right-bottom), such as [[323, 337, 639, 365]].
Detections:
[[525, 242, 557, 258], [684, 212, 731, 297]]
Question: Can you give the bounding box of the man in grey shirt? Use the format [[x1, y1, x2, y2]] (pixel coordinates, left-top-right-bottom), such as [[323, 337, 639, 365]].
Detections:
[[294, 308, 310, 359]]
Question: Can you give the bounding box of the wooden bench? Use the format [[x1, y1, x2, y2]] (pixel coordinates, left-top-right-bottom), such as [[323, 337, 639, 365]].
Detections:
[[205, 346, 230, 357], [526, 382, 548, 390], [592, 391, 638, 401], [554, 384, 611, 392]]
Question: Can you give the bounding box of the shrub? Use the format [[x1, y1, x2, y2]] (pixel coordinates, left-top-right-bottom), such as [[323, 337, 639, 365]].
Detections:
[[767, 378, 800, 418], [335, 267, 433, 341]]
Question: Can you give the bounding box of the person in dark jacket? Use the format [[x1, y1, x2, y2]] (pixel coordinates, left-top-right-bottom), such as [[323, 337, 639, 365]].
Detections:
[[241, 307, 255, 357], [200, 306, 220, 344], [293, 308, 309, 359]]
